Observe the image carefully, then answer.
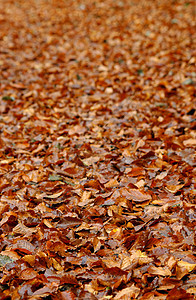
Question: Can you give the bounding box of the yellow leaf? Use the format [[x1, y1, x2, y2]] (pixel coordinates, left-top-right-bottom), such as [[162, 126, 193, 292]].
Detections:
[[78, 191, 92, 206], [43, 219, 53, 228], [0, 158, 15, 164], [104, 179, 119, 188], [148, 265, 171, 276], [22, 255, 36, 266], [183, 138, 196, 146], [44, 191, 64, 198], [114, 285, 140, 299], [82, 156, 100, 166], [187, 287, 196, 295], [177, 260, 196, 272], [51, 258, 63, 271]]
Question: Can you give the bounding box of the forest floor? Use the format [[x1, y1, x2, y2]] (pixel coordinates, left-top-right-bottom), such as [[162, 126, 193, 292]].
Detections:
[[0, 0, 195, 299]]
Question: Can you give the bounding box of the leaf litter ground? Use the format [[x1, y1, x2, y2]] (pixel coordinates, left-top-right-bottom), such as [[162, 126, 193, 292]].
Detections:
[[0, 0, 195, 299]]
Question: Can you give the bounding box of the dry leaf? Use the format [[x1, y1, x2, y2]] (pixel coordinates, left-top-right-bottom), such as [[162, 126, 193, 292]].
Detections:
[[78, 190, 92, 206], [20, 268, 38, 280], [148, 265, 172, 277], [122, 189, 151, 202], [183, 139, 196, 146], [0, 0, 195, 298], [44, 191, 64, 198], [114, 285, 140, 299]]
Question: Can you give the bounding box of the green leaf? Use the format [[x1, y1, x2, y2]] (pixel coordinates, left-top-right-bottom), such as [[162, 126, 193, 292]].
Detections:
[[145, 30, 151, 37], [118, 58, 124, 64], [0, 255, 14, 267], [2, 96, 15, 101], [64, 179, 75, 186], [137, 69, 144, 76], [155, 102, 168, 108], [76, 74, 82, 80], [28, 181, 38, 185], [182, 78, 193, 85], [56, 143, 63, 149], [49, 174, 63, 181], [171, 19, 178, 24]]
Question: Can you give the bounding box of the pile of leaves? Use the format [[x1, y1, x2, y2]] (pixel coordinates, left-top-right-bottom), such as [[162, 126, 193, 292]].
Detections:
[[0, 0, 195, 299]]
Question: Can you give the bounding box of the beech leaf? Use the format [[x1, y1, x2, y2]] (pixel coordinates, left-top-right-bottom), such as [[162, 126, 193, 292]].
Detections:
[[49, 174, 63, 181], [0, 0, 194, 298], [0, 255, 14, 267]]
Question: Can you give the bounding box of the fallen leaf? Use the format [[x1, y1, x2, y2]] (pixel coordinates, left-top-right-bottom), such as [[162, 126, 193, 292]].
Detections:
[[44, 191, 64, 198], [0, 0, 195, 298], [183, 138, 196, 147], [148, 265, 172, 277], [123, 189, 152, 202], [78, 190, 92, 206], [0, 255, 14, 267], [20, 268, 38, 280], [114, 285, 140, 299], [49, 174, 63, 181]]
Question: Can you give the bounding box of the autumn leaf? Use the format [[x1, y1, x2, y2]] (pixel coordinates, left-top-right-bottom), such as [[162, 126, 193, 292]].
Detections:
[[0, 0, 195, 298], [0, 255, 14, 267], [44, 191, 64, 198], [49, 174, 63, 181], [114, 285, 140, 299], [122, 188, 152, 202]]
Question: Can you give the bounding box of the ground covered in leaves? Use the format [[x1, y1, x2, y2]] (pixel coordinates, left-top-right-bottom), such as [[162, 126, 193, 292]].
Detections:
[[0, 0, 195, 299]]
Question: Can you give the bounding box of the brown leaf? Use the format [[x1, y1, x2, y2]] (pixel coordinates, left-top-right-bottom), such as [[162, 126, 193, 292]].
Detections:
[[0, 0, 195, 297], [183, 138, 196, 147], [166, 287, 194, 300], [60, 275, 79, 285], [12, 222, 37, 236], [148, 265, 172, 277], [176, 260, 196, 280], [20, 268, 38, 280], [78, 191, 92, 206], [0, 250, 20, 261], [93, 237, 102, 253], [12, 240, 35, 254], [57, 217, 82, 228], [44, 191, 64, 198], [0, 158, 15, 165], [122, 188, 151, 202], [60, 290, 76, 300], [114, 285, 140, 299]]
